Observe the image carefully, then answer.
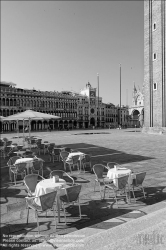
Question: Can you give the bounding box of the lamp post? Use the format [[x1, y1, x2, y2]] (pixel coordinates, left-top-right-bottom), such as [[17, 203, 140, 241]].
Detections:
[[119, 64, 121, 128]]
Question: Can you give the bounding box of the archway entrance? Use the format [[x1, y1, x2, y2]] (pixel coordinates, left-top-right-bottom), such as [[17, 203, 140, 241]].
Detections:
[[90, 117, 95, 127]]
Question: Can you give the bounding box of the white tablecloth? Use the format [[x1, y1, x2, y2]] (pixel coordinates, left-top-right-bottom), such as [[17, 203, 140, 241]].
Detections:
[[14, 151, 26, 156], [67, 152, 85, 161], [35, 178, 66, 204], [107, 167, 132, 185], [35, 178, 67, 222], [15, 158, 34, 174]]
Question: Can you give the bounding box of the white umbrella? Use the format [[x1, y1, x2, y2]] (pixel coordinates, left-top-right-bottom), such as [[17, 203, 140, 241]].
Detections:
[[3, 110, 61, 143]]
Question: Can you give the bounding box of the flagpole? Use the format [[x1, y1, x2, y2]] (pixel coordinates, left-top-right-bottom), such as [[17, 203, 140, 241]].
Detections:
[[97, 73, 99, 128], [119, 64, 121, 127]]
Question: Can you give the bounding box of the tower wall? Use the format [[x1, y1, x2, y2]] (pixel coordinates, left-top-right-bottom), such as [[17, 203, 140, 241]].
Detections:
[[143, 0, 166, 132]]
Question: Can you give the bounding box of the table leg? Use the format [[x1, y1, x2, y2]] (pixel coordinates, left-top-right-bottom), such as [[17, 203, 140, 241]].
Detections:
[[57, 195, 61, 223]]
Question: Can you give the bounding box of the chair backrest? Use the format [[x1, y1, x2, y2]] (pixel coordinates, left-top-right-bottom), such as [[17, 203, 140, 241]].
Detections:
[[72, 155, 80, 164], [24, 155, 35, 159], [24, 174, 39, 193], [7, 156, 21, 166], [44, 141, 49, 143], [6, 141, 12, 146], [134, 172, 146, 186], [65, 147, 72, 153], [93, 164, 105, 179], [53, 148, 61, 155], [83, 154, 91, 163], [15, 162, 27, 173], [49, 143, 55, 148], [25, 151, 33, 155], [2, 137, 8, 142], [107, 162, 117, 169], [117, 175, 129, 190], [65, 185, 82, 202], [60, 151, 69, 161], [50, 170, 64, 179], [33, 160, 43, 170], [40, 191, 57, 211], [0, 141, 5, 146]]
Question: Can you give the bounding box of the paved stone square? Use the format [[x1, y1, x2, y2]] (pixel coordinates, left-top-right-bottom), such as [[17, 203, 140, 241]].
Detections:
[[0, 128, 166, 249]]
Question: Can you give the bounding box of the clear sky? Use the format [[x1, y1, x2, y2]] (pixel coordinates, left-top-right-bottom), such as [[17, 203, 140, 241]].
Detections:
[[1, 0, 144, 106]]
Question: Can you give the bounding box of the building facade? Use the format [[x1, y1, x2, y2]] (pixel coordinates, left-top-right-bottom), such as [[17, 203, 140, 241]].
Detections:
[[128, 85, 144, 127], [143, 0, 166, 132]]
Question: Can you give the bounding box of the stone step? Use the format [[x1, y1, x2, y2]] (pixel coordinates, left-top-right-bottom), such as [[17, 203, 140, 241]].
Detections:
[[55, 207, 166, 250], [24, 201, 166, 250]]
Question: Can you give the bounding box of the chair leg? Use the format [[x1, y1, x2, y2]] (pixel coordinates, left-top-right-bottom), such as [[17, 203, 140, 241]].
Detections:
[[35, 211, 40, 234], [62, 202, 66, 224], [142, 186, 146, 199], [14, 173, 16, 186], [78, 200, 81, 219], [114, 190, 118, 208], [99, 183, 103, 199], [52, 206, 57, 232], [132, 187, 136, 202], [26, 207, 29, 224], [94, 181, 96, 192]]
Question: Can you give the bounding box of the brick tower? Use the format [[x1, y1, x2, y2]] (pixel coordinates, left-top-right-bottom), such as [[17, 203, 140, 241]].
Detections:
[[143, 0, 166, 133]]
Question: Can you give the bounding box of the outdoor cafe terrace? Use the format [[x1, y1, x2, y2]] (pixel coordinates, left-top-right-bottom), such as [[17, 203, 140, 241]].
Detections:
[[0, 128, 166, 249]]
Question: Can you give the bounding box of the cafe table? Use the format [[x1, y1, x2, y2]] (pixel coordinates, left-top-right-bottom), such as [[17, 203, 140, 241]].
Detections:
[[107, 167, 133, 203], [13, 150, 26, 157], [66, 151, 85, 172], [35, 178, 67, 222], [15, 157, 34, 174]]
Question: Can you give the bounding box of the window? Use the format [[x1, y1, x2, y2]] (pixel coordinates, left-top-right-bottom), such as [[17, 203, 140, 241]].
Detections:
[[153, 22, 156, 31], [153, 83, 157, 90], [153, 53, 157, 61]]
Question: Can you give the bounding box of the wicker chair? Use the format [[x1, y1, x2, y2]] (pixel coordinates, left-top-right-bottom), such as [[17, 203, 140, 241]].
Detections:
[[50, 170, 74, 186], [103, 175, 129, 207], [65, 155, 80, 173], [7, 156, 22, 181], [31, 160, 44, 177], [130, 172, 146, 201], [24, 174, 45, 197], [26, 191, 57, 234], [10, 162, 27, 185], [93, 164, 112, 199], [60, 185, 82, 224], [82, 154, 92, 172]]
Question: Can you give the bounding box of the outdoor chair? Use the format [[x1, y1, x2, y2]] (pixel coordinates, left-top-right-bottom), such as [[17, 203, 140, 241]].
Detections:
[[64, 147, 72, 153], [93, 164, 112, 199], [65, 155, 80, 173], [10, 162, 27, 185], [130, 172, 146, 201], [0, 140, 6, 159], [52, 148, 61, 162], [30, 139, 37, 148], [107, 162, 121, 169], [5, 141, 13, 146], [50, 170, 74, 186], [49, 143, 56, 148], [7, 156, 22, 181], [38, 144, 46, 155], [25, 150, 33, 155], [82, 154, 92, 172], [26, 191, 57, 234], [103, 175, 129, 208], [60, 184, 82, 224], [31, 160, 43, 177], [24, 174, 45, 197], [60, 151, 69, 170], [30, 147, 39, 156]]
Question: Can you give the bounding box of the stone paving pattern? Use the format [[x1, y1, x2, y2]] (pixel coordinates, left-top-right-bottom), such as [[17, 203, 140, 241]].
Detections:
[[0, 128, 166, 249]]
